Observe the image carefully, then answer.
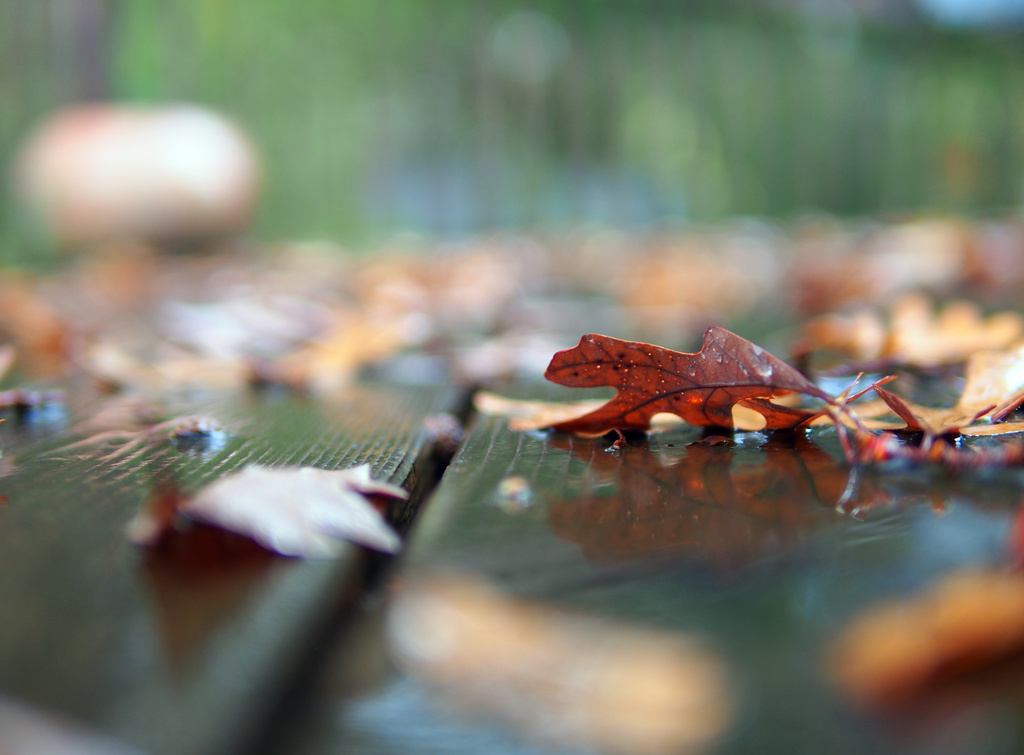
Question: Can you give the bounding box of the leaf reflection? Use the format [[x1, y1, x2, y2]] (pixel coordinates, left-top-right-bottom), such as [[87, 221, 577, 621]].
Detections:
[[137, 482, 279, 669], [545, 434, 884, 567]]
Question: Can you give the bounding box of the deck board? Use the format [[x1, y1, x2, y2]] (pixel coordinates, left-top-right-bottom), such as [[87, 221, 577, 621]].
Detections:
[[0, 384, 458, 755], [272, 412, 1024, 755]]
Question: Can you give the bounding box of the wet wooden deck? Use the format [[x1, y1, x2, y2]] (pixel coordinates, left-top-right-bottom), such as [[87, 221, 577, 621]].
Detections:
[[0, 384, 458, 755], [3, 377, 1024, 755], [272, 410, 1024, 755]]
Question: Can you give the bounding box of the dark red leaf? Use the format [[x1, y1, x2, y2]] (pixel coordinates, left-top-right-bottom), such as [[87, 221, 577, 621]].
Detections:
[[543, 327, 832, 435]]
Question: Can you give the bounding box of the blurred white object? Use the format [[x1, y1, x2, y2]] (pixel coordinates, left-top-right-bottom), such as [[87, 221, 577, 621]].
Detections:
[[14, 104, 260, 247]]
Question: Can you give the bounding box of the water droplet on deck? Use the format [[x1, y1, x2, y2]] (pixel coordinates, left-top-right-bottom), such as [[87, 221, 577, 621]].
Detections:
[[491, 476, 535, 513]]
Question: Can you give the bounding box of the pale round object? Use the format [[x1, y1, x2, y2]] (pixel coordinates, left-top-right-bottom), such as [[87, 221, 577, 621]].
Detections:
[[14, 104, 261, 247]]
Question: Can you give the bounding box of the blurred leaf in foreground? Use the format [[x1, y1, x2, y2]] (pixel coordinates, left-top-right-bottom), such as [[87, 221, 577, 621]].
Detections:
[[387, 572, 734, 755]]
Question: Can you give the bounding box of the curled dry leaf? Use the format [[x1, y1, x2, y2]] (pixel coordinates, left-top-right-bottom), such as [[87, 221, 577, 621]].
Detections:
[[541, 327, 831, 436], [387, 573, 733, 755], [835, 415, 1024, 471], [128, 464, 406, 558], [828, 570, 1024, 706], [855, 342, 1024, 438]]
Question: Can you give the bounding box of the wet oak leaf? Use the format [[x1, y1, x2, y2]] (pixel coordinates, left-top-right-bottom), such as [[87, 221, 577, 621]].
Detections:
[[128, 464, 406, 557], [542, 327, 833, 436]]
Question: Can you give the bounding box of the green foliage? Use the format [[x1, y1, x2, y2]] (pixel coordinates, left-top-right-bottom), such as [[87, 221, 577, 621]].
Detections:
[[2, 0, 1024, 252]]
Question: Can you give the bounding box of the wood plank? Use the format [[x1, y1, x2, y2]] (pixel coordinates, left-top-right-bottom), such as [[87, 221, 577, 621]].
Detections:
[[274, 413, 1024, 755], [0, 383, 458, 755]]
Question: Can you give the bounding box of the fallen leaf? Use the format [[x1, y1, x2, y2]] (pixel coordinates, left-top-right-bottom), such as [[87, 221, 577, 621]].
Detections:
[[161, 295, 326, 360], [860, 342, 1024, 437], [802, 310, 887, 363], [792, 220, 968, 315], [454, 332, 569, 384], [135, 481, 280, 665], [387, 573, 734, 755], [80, 339, 248, 392], [541, 327, 832, 436], [828, 570, 1024, 706], [0, 273, 71, 377], [833, 414, 1024, 470], [614, 238, 774, 338], [804, 294, 1023, 370], [272, 311, 414, 393], [872, 386, 991, 438], [128, 464, 406, 557], [885, 296, 1023, 368]]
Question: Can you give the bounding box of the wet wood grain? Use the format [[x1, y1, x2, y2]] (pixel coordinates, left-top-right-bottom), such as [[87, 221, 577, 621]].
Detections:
[[272, 411, 1024, 755], [0, 384, 457, 755]]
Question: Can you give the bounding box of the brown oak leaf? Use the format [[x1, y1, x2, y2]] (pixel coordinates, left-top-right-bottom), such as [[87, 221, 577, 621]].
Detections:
[[541, 327, 833, 436]]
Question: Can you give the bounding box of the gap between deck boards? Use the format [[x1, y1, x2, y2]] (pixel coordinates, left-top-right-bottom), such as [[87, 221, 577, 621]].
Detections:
[[244, 385, 480, 755]]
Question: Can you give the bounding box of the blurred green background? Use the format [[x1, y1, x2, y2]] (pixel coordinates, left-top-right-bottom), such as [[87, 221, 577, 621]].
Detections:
[[3, 0, 1024, 254]]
